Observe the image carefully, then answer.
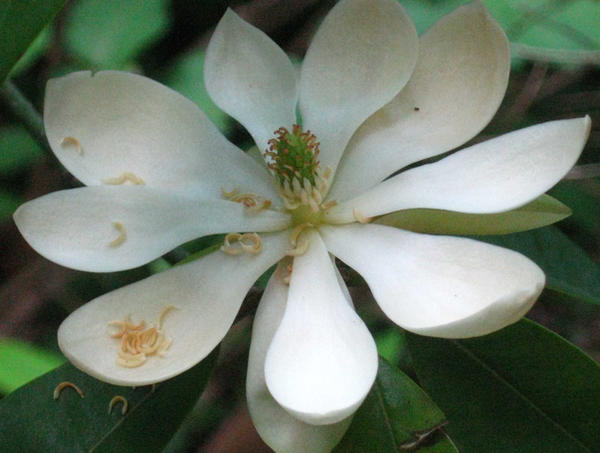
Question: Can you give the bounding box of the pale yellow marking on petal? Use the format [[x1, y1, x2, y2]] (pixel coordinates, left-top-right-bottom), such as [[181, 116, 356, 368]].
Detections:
[[61, 136, 83, 155], [353, 208, 373, 224], [109, 222, 127, 247], [53, 381, 84, 400], [108, 395, 129, 415], [102, 172, 145, 185]]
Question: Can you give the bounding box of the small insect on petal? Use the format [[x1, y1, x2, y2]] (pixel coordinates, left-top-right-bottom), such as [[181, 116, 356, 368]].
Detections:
[[61, 136, 83, 155], [53, 381, 84, 400], [109, 222, 127, 247], [108, 395, 128, 415]]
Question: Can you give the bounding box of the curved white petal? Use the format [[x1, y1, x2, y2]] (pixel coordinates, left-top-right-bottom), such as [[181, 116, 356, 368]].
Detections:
[[329, 2, 510, 200], [14, 186, 291, 272], [321, 224, 545, 338], [327, 117, 591, 223], [57, 231, 289, 386], [205, 9, 297, 153], [265, 231, 378, 425], [299, 0, 418, 176], [247, 262, 352, 452], [44, 70, 277, 200]]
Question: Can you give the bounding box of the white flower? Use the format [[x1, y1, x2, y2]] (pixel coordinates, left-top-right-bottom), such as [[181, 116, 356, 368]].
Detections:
[[14, 0, 590, 451]]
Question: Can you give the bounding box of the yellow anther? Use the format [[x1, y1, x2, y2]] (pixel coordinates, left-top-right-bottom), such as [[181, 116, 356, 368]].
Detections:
[[221, 187, 240, 198], [103, 172, 145, 185], [109, 306, 175, 368], [221, 232, 263, 255], [61, 136, 83, 155], [109, 222, 127, 247], [158, 305, 176, 329], [108, 395, 128, 415], [221, 233, 244, 255], [286, 238, 310, 257], [53, 381, 84, 400], [240, 233, 263, 254], [353, 208, 373, 224], [289, 223, 312, 246], [221, 187, 271, 214]]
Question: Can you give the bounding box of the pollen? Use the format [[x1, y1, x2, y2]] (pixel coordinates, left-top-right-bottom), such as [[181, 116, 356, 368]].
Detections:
[[109, 222, 127, 247], [108, 395, 128, 415], [61, 136, 83, 155], [108, 305, 176, 368], [53, 381, 84, 400], [221, 232, 263, 255], [103, 172, 145, 185]]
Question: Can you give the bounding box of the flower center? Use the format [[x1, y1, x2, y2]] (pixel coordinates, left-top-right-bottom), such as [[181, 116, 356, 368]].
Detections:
[[265, 125, 333, 216]]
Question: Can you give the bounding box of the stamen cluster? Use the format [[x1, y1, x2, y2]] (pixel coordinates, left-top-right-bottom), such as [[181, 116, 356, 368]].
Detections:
[[265, 125, 332, 212], [108, 306, 175, 368]]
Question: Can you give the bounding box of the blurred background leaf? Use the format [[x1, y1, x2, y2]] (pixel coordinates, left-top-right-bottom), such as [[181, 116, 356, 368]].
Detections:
[[0, 0, 67, 83], [64, 0, 170, 69], [0, 338, 64, 394]]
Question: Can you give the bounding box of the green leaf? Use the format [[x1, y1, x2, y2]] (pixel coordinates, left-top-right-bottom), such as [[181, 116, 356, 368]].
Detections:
[[162, 51, 231, 134], [0, 126, 44, 175], [0, 349, 218, 452], [407, 320, 600, 452], [64, 0, 169, 68], [398, 0, 600, 65], [376, 195, 570, 236], [334, 358, 458, 452], [9, 26, 52, 77], [0, 0, 67, 83], [480, 226, 600, 305], [0, 338, 64, 394]]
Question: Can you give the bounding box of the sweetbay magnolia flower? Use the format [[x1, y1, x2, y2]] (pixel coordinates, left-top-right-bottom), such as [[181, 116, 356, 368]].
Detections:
[[14, 0, 591, 450]]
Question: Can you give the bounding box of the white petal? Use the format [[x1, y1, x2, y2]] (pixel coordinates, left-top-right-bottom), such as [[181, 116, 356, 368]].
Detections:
[[264, 231, 378, 425], [327, 117, 592, 223], [329, 2, 510, 200], [321, 224, 545, 338], [14, 186, 291, 272], [57, 231, 289, 386], [299, 0, 418, 175], [44, 70, 277, 200], [205, 9, 297, 153], [247, 262, 352, 453]]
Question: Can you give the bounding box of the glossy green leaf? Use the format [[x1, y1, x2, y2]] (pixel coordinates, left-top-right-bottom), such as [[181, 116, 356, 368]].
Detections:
[[0, 126, 44, 175], [64, 0, 169, 68], [376, 195, 570, 236], [0, 349, 218, 452], [0, 338, 64, 394], [550, 180, 600, 237], [480, 225, 600, 305], [407, 320, 600, 452], [334, 358, 458, 453], [162, 51, 231, 134], [0, 0, 67, 83]]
